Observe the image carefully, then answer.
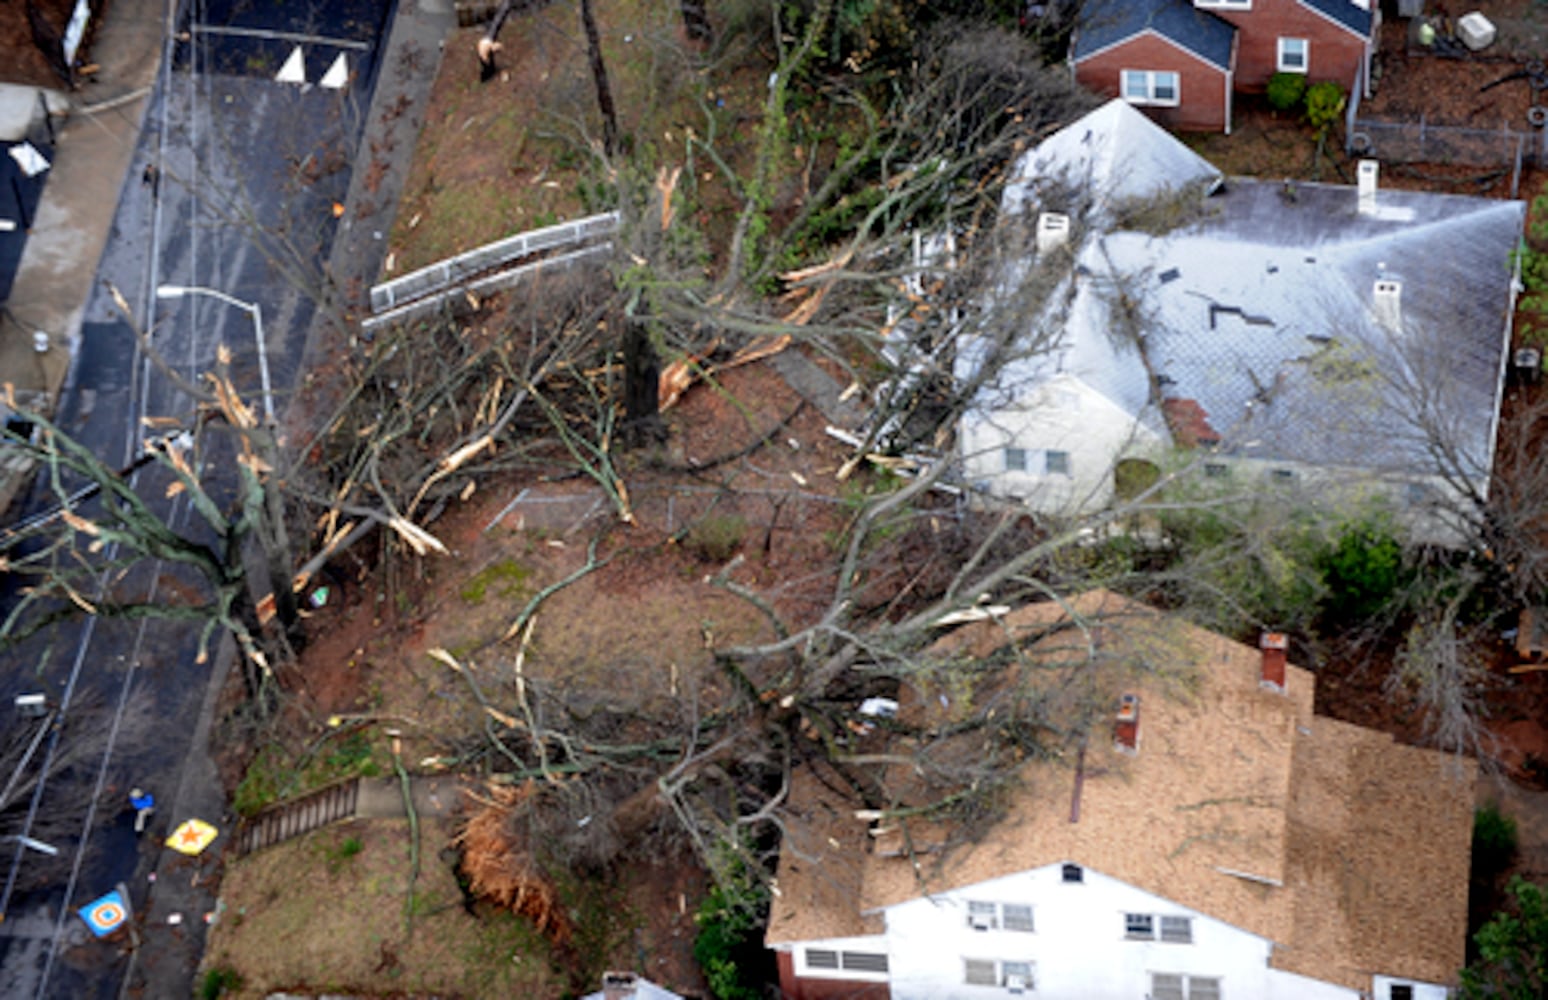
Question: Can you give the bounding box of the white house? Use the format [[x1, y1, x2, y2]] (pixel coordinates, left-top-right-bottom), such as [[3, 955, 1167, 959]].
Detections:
[[766, 591, 1474, 1000], [958, 100, 1525, 535]]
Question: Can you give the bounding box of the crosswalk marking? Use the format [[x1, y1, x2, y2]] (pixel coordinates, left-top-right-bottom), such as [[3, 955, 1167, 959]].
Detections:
[[320, 52, 348, 89], [274, 45, 306, 84]]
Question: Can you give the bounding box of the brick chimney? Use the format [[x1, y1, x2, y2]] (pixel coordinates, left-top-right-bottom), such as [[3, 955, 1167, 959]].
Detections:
[[1259, 633, 1288, 692], [1113, 694, 1140, 754], [602, 971, 639, 1000]]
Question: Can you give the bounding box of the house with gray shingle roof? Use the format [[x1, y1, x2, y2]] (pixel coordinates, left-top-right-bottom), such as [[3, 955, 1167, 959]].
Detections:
[[957, 99, 1524, 540], [1073, 0, 1379, 133]]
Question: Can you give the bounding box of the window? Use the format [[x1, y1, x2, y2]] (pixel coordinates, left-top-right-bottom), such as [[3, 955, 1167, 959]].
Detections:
[[1002, 904, 1035, 933], [1270, 468, 1296, 483], [1121, 70, 1180, 107], [1203, 462, 1230, 479], [841, 952, 889, 973], [1061, 863, 1084, 883], [968, 900, 999, 930], [1160, 916, 1193, 943], [805, 949, 838, 970], [965, 959, 1036, 989], [1389, 988, 1415, 1000], [1125, 912, 1155, 939], [1004, 447, 1028, 472], [1002, 961, 1034, 989], [1277, 37, 1308, 72], [1152, 973, 1221, 999], [1190, 978, 1222, 1000], [802, 948, 888, 976], [1045, 450, 1071, 476]]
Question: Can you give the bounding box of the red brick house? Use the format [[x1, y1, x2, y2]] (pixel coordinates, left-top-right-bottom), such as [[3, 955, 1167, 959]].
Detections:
[[1072, 0, 1378, 134]]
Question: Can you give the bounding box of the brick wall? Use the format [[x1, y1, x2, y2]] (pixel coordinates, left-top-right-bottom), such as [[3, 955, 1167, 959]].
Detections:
[[1075, 33, 1231, 132], [775, 951, 892, 1000], [1209, 0, 1366, 91]]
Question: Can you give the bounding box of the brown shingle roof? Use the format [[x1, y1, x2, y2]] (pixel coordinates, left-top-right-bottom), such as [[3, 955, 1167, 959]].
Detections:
[[766, 590, 1475, 989]]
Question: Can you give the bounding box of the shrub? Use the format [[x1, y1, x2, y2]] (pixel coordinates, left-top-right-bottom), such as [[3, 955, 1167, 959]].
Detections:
[[1266, 72, 1307, 112], [694, 873, 770, 1000], [1474, 804, 1519, 882], [200, 966, 243, 999], [683, 513, 747, 563], [1304, 81, 1346, 137], [1317, 516, 1409, 626]]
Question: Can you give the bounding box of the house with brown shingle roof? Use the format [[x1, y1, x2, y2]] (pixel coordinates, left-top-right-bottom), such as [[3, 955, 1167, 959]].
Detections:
[[765, 590, 1474, 1000]]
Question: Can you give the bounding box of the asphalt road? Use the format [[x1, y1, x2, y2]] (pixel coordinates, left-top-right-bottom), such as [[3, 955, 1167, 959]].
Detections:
[[0, 0, 394, 996]]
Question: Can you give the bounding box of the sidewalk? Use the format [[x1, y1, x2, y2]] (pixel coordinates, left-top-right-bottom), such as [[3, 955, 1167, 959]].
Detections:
[[0, 0, 164, 513]]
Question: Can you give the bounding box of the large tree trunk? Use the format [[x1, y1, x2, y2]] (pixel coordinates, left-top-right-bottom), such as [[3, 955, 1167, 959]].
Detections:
[[578, 0, 619, 156], [680, 0, 712, 45], [621, 318, 665, 445]]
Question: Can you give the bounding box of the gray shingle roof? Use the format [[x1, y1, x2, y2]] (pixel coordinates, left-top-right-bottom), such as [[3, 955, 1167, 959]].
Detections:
[[1073, 0, 1236, 71], [1299, 0, 1375, 37], [993, 102, 1525, 487]]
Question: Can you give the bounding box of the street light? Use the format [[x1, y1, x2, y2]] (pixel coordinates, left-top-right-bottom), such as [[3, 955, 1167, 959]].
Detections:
[[155, 284, 274, 423]]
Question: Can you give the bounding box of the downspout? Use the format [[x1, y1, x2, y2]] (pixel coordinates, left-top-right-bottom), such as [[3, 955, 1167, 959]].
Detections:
[[1482, 240, 1526, 503], [1365, 7, 1380, 99], [1225, 30, 1239, 136]]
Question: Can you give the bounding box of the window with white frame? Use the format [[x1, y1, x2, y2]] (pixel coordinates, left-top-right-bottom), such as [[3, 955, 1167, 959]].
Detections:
[[1152, 973, 1222, 1000], [1004, 447, 1028, 472], [1003, 904, 1035, 932], [965, 901, 1035, 932], [1277, 37, 1308, 72], [964, 958, 1036, 989], [964, 958, 997, 985], [1388, 986, 1414, 1000], [1121, 70, 1180, 106], [1126, 913, 1193, 942], [800, 948, 889, 977], [1045, 450, 1071, 476], [1125, 912, 1155, 939]]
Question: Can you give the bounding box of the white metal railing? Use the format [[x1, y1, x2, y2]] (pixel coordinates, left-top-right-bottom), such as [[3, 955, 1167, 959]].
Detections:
[[369, 211, 619, 314]]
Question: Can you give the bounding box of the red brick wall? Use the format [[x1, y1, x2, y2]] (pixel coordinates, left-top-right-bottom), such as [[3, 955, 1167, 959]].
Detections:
[[1209, 0, 1367, 91], [1075, 33, 1230, 132], [775, 951, 892, 1000]]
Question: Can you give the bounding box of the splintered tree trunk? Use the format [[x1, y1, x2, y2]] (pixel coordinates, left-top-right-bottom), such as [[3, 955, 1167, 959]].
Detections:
[[578, 0, 619, 156], [622, 319, 664, 444], [680, 0, 712, 45]]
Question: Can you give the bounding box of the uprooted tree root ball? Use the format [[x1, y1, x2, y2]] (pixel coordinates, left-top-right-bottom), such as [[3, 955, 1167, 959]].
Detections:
[[454, 781, 573, 947]]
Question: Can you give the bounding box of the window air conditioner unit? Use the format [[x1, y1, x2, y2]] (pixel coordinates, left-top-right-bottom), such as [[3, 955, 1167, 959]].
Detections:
[[969, 913, 994, 931], [1005, 974, 1028, 994]]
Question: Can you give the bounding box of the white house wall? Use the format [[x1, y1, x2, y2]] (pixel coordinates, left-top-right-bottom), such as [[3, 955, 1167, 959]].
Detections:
[[959, 373, 1163, 515], [881, 863, 1358, 1000]]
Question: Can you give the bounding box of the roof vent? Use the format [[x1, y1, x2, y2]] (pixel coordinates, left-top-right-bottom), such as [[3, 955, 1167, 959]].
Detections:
[[1373, 278, 1402, 331], [1259, 632, 1288, 692], [1114, 693, 1140, 754], [1036, 212, 1071, 255], [1357, 159, 1378, 215]]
